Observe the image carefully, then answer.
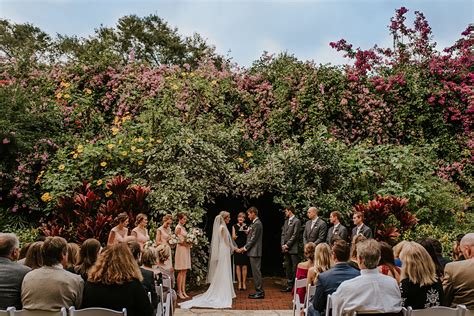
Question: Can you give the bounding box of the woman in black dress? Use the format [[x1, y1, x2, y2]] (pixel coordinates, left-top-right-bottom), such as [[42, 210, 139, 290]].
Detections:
[[232, 212, 250, 290]]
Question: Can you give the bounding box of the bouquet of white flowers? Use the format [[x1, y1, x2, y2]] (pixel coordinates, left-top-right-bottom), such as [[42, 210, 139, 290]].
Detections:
[[168, 233, 180, 247], [185, 228, 203, 245]]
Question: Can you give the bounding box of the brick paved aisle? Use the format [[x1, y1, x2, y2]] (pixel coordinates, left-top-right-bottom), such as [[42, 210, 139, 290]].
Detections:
[[176, 277, 293, 313]]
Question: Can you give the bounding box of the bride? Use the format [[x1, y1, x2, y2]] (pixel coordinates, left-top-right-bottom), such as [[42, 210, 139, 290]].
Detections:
[[179, 211, 236, 309]]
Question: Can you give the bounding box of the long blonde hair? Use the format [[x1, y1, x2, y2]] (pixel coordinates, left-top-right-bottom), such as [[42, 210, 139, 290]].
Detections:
[[399, 241, 437, 286], [88, 243, 143, 284], [314, 243, 332, 273]]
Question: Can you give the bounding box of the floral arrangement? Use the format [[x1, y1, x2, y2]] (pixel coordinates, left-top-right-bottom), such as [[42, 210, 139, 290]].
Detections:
[[168, 233, 180, 247], [186, 228, 204, 245]]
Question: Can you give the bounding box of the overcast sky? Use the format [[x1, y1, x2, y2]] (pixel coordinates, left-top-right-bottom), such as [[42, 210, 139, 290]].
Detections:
[[1, 0, 472, 66]]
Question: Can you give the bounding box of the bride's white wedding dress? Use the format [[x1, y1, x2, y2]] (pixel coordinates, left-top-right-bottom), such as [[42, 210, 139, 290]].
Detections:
[[179, 215, 236, 309]]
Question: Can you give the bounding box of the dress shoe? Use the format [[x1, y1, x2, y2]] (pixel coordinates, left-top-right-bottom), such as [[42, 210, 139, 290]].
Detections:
[[248, 293, 265, 299], [280, 286, 292, 292]]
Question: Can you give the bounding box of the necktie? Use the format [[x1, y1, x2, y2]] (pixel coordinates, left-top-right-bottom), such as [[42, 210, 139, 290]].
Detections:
[[311, 221, 315, 230]]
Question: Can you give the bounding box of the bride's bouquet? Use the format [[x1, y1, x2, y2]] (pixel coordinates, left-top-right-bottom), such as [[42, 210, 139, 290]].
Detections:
[[168, 233, 180, 247], [185, 228, 203, 245]]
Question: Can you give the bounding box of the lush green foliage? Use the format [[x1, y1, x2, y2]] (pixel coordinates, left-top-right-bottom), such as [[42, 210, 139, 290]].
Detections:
[[0, 8, 472, 284]]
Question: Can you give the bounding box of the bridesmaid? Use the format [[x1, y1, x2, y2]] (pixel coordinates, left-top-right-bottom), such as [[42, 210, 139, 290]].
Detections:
[[107, 212, 129, 246], [175, 212, 191, 299], [131, 213, 150, 250], [155, 214, 174, 270]]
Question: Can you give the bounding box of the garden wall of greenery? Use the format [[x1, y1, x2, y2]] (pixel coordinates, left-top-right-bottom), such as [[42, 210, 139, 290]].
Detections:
[[0, 8, 472, 283]]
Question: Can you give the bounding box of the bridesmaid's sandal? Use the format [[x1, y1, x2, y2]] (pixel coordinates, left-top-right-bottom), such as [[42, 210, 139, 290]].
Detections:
[[178, 292, 186, 299]]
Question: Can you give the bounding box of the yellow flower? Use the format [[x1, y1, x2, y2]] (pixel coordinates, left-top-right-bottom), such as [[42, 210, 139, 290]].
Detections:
[[96, 179, 103, 186], [73, 153, 78, 159], [131, 146, 137, 151], [105, 191, 113, 197], [137, 160, 144, 166], [84, 88, 92, 95], [245, 151, 253, 158], [56, 92, 62, 99], [35, 177, 41, 185], [114, 117, 120, 125], [237, 157, 244, 163], [118, 139, 123, 145], [77, 144, 84, 153], [243, 162, 250, 169], [189, 72, 195, 77], [100, 161, 107, 167], [147, 143, 153, 148], [211, 80, 217, 86], [149, 137, 155, 142], [63, 93, 71, 99], [111, 127, 119, 135], [156, 139, 162, 144], [186, 138, 192, 144], [172, 84, 179, 90], [41, 192, 53, 202], [136, 148, 143, 153], [70, 151, 76, 155], [181, 72, 186, 77], [121, 151, 128, 157], [107, 144, 115, 149], [58, 164, 65, 171], [60, 81, 70, 88], [137, 137, 144, 142], [38, 170, 45, 177]]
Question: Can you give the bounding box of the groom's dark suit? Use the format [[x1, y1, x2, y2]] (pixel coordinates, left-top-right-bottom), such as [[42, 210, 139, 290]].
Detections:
[[244, 217, 264, 295]]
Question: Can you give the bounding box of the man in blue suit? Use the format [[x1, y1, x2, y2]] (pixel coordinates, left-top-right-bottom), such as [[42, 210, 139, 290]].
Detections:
[[307, 239, 360, 316]]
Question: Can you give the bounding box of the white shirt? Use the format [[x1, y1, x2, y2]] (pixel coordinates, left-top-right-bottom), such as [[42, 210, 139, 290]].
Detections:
[[288, 215, 295, 224], [310, 217, 318, 230], [356, 224, 364, 235], [331, 268, 402, 316], [332, 223, 340, 233]]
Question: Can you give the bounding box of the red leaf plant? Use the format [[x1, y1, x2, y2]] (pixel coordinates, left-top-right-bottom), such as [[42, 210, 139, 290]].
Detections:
[[40, 175, 150, 245], [353, 195, 418, 243]]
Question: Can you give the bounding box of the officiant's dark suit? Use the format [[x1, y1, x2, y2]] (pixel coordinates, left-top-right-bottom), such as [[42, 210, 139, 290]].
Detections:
[[281, 209, 301, 291], [244, 207, 264, 298]]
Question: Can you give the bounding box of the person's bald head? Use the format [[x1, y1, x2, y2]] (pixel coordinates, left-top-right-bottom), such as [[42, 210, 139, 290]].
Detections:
[[0, 233, 20, 260], [460, 233, 474, 259]]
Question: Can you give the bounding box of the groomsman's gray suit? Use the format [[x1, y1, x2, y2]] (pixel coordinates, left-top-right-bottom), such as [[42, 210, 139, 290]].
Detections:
[[244, 217, 264, 295], [351, 224, 373, 240], [326, 223, 349, 244], [303, 217, 327, 245], [281, 216, 302, 287]]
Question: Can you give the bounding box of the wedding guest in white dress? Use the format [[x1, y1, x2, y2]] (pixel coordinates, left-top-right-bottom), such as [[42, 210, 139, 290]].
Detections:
[[179, 211, 236, 309]]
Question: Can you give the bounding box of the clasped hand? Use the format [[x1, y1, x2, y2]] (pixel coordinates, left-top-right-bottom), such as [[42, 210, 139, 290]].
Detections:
[[235, 247, 245, 253]]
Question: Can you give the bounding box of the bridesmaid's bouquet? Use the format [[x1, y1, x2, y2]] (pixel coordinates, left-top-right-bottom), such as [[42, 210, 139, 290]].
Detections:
[[185, 228, 203, 245], [168, 234, 180, 247]]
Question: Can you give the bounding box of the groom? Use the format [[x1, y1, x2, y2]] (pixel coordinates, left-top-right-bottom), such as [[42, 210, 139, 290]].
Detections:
[[237, 206, 264, 299]]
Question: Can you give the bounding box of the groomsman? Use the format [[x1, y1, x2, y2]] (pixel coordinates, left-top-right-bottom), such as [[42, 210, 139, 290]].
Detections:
[[326, 211, 349, 244], [303, 207, 327, 245], [351, 211, 373, 240], [281, 208, 301, 292]]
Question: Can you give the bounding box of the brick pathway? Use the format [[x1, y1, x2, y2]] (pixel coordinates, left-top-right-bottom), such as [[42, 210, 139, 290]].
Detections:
[[176, 277, 293, 311]]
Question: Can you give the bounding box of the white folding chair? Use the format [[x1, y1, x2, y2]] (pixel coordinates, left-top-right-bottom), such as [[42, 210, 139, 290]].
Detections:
[[8, 308, 67, 316], [148, 291, 152, 303], [304, 284, 316, 316], [161, 277, 173, 316], [352, 307, 408, 315], [68, 306, 127, 316], [0, 308, 14, 316], [156, 283, 164, 316], [407, 305, 466, 316], [325, 294, 332, 316], [293, 278, 308, 316]]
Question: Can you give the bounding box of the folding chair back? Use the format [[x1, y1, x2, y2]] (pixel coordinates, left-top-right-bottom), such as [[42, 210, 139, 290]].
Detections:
[[0, 308, 14, 316], [325, 294, 332, 316], [293, 278, 307, 316], [69, 306, 127, 316], [407, 305, 466, 316], [156, 283, 164, 316], [8, 308, 67, 316]]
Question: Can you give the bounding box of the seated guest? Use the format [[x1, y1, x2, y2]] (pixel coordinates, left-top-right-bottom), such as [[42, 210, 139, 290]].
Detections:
[[399, 241, 443, 309], [74, 238, 101, 281], [393, 241, 408, 268], [21, 236, 84, 311], [417, 239, 444, 279], [66, 243, 80, 273], [307, 243, 331, 286], [378, 241, 401, 283], [348, 235, 366, 270], [17, 242, 31, 265], [0, 233, 31, 310], [452, 233, 466, 261], [141, 247, 162, 312], [126, 240, 158, 312], [155, 244, 177, 303], [24, 241, 43, 269], [424, 238, 451, 268], [82, 243, 153, 316], [443, 233, 474, 309], [307, 240, 359, 316], [331, 239, 402, 315], [294, 242, 315, 304]]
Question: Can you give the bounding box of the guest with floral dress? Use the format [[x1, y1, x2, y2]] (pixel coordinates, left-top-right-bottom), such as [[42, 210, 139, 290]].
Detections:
[[399, 241, 444, 309], [155, 214, 174, 270], [174, 213, 191, 299], [131, 213, 150, 250]]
